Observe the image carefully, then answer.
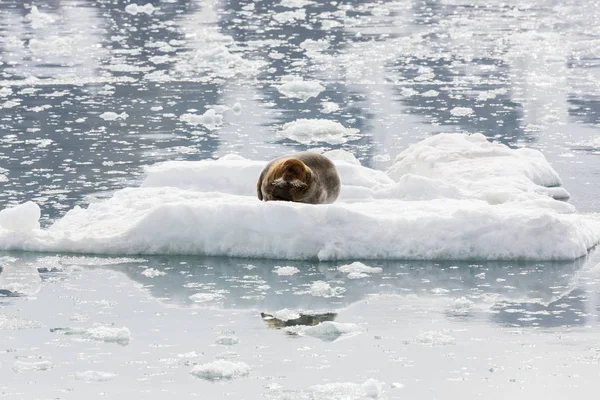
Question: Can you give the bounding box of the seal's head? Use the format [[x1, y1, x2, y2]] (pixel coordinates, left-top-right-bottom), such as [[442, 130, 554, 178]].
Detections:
[[264, 158, 313, 202]]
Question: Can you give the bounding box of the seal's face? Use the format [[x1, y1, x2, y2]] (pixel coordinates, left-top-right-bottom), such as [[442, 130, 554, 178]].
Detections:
[[264, 158, 312, 202]]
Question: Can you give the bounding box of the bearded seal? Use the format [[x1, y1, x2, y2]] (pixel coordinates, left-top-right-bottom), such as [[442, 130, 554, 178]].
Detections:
[[257, 152, 341, 204]]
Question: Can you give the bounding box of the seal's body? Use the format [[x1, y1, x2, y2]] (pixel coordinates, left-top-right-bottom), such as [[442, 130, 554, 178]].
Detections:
[[257, 152, 341, 204]]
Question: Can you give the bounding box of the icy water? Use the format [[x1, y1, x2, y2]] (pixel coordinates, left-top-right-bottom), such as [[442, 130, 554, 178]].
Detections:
[[1, 0, 600, 398]]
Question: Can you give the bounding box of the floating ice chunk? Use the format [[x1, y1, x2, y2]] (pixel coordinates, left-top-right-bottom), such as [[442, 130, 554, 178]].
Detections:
[[448, 297, 474, 316], [51, 326, 131, 346], [12, 360, 53, 373], [75, 371, 117, 382], [190, 360, 250, 381], [321, 101, 340, 113], [310, 378, 384, 399], [310, 281, 345, 298], [286, 321, 363, 342], [281, 0, 315, 7], [0, 202, 40, 232], [449, 107, 474, 117], [0, 134, 598, 261], [0, 87, 12, 97], [278, 119, 359, 144], [140, 268, 166, 278], [215, 335, 239, 346], [276, 77, 325, 101], [274, 266, 300, 276], [0, 262, 42, 295], [180, 109, 223, 130], [190, 292, 225, 303], [231, 102, 242, 114], [125, 3, 156, 15], [0, 314, 43, 331], [415, 331, 456, 346], [25, 6, 55, 29], [99, 112, 128, 121], [338, 262, 382, 275], [272, 9, 306, 23]]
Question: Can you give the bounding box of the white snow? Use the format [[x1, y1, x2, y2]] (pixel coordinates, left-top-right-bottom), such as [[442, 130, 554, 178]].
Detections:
[[271, 308, 301, 321], [274, 266, 300, 276], [99, 112, 128, 121], [74, 371, 117, 382], [278, 118, 360, 144], [190, 360, 250, 381], [276, 77, 325, 101], [52, 326, 131, 345], [125, 3, 156, 15], [0, 133, 599, 261], [0, 202, 40, 232]]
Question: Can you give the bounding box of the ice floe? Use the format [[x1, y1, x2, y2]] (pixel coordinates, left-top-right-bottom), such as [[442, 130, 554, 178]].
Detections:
[[74, 371, 117, 382], [190, 360, 250, 381], [285, 321, 363, 342], [0, 133, 599, 261], [278, 118, 360, 144], [274, 266, 300, 276], [51, 326, 131, 345], [276, 77, 325, 101]]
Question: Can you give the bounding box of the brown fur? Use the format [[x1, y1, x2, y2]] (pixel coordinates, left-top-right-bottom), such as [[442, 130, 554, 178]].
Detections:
[[257, 152, 341, 204]]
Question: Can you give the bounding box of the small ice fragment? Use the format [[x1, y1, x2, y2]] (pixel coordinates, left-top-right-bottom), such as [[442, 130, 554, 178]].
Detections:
[[51, 326, 131, 346], [189, 292, 225, 303], [12, 360, 53, 372], [140, 268, 166, 278], [180, 109, 223, 130], [278, 119, 359, 145], [338, 262, 382, 276], [75, 371, 117, 382], [415, 331, 456, 346], [190, 360, 250, 381], [99, 111, 128, 121], [276, 78, 325, 101], [231, 102, 242, 114], [274, 266, 300, 276], [309, 281, 345, 298], [215, 335, 239, 346], [125, 3, 156, 15], [450, 107, 474, 117]]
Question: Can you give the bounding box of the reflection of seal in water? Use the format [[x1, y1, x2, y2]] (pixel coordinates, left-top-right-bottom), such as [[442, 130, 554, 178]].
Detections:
[[256, 152, 341, 204], [260, 312, 337, 329]]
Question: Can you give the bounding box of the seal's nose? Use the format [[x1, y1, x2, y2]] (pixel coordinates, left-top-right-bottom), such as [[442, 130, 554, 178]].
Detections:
[[271, 184, 293, 201]]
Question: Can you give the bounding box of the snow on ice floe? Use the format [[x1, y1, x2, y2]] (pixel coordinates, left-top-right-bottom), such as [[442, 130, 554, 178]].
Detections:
[[0, 133, 599, 261], [190, 360, 250, 381], [51, 326, 131, 345]]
